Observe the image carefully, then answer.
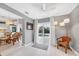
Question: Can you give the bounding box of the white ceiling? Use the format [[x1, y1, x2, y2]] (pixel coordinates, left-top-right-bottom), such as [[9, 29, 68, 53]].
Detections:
[[0, 8, 22, 19], [4, 3, 79, 19]]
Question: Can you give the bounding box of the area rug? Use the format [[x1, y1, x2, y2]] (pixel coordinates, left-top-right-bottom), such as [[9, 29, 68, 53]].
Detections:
[[32, 43, 48, 50]]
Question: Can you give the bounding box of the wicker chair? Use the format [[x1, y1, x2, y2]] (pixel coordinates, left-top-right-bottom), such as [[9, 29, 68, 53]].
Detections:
[[57, 36, 72, 53]]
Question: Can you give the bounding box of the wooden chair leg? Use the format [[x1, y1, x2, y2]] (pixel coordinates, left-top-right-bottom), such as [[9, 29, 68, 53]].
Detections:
[[57, 44, 59, 49], [13, 41, 15, 45], [65, 46, 67, 53], [68, 46, 72, 51], [12, 39, 16, 45], [17, 38, 19, 42], [6, 39, 11, 44]]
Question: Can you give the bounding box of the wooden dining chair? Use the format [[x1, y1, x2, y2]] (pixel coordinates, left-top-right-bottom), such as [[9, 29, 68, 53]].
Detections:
[[0, 35, 11, 45], [10, 32, 22, 45], [4, 32, 12, 44], [16, 32, 22, 41]]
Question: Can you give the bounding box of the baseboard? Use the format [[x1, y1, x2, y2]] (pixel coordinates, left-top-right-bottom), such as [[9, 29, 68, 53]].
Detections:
[[16, 42, 33, 48], [24, 42, 33, 47], [70, 47, 79, 56]]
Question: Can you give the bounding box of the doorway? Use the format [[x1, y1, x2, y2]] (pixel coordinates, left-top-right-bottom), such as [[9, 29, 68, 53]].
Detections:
[[32, 18, 51, 50], [37, 22, 50, 46], [32, 21, 50, 50]]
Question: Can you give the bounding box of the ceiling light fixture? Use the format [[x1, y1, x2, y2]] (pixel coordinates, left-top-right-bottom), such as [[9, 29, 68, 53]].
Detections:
[[59, 22, 65, 26], [54, 21, 58, 25], [64, 18, 70, 23]]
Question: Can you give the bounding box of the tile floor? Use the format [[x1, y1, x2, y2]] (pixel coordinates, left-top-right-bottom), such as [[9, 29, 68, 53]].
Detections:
[[0, 43, 79, 56]]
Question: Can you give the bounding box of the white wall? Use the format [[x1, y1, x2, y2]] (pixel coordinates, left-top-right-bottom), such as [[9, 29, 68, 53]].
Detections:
[[55, 26, 67, 38], [23, 18, 33, 44], [54, 15, 69, 39], [69, 5, 79, 52], [71, 24, 79, 52]]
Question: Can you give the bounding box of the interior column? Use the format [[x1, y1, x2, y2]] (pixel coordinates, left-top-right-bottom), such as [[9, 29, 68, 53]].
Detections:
[[50, 17, 56, 46], [22, 19, 25, 46], [33, 20, 38, 44]]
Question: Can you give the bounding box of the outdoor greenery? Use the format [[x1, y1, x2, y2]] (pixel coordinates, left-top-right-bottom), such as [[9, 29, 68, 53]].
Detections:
[[44, 27, 50, 33], [39, 26, 50, 36], [39, 26, 50, 33], [39, 26, 43, 33]]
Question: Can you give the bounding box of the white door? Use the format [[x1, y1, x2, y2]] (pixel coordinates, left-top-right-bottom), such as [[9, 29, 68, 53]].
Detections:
[[36, 22, 50, 46]]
